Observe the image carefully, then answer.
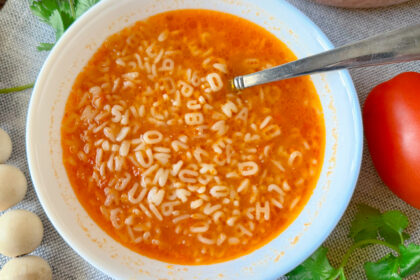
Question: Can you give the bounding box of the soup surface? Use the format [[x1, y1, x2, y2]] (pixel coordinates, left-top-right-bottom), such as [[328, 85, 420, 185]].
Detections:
[[61, 10, 325, 264]]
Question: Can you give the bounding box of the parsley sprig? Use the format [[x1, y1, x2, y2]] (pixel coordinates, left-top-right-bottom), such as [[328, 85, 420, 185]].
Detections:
[[30, 0, 100, 51], [287, 204, 420, 280], [0, 0, 99, 94]]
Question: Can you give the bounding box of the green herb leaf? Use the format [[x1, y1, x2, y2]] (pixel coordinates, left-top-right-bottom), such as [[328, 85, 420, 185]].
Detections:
[[75, 0, 100, 18], [379, 211, 409, 246], [402, 232, 410, 241], [30, 0, 99, 50], [349, 204, 383, 243], [382, 211, 409, 234], [36, 42, 55, 51], [287, 205, 419, 280], [364, 254, 402, 280], [349, 205, 409, 247], [286, 247, 338, 280], [378, 225, 404, 248], [2, 0, 100, 94], [48, 9, 66, 40], [30, 0, 61, 24], [399, 243, 420, 277], [30, 0, 74, 41]]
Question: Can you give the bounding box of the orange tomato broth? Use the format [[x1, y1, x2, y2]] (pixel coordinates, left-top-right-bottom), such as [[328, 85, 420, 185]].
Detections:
[[61, 9, 325, 264]]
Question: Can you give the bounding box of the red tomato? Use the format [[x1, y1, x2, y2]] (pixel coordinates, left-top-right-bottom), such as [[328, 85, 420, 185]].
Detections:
[[363, 72, 420, 209]]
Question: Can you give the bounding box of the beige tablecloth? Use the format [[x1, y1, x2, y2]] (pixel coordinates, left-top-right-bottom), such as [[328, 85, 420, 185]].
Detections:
[[1, 0, 420, 279]]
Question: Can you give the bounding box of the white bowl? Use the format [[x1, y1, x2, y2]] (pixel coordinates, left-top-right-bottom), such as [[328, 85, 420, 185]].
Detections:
[[26, 0, 363, 279]]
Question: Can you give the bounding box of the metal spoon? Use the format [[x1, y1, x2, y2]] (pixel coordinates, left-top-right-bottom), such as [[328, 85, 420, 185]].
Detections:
[[231, 23, 420, 90]]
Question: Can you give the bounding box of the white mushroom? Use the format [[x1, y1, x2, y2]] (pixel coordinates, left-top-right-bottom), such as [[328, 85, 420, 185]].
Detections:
[[0, 128, 12, 163], [0, 256, 52, 280], [0, 210, 43, 257], [0, 164, 27, 211]]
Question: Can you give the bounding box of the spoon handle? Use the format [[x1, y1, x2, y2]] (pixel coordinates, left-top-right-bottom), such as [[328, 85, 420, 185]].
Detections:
[[232, 24, 420, 90]]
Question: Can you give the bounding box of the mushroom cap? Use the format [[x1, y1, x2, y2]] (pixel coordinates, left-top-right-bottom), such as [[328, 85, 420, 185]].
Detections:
[[0, 164, 27, 211], [0, 210, 43, 257], [0, 256, 52, 280], [0, 128, 12, 164]]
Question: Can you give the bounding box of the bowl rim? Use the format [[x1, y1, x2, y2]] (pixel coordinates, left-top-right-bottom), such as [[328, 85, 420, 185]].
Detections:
[[26, 0, 363, 278]]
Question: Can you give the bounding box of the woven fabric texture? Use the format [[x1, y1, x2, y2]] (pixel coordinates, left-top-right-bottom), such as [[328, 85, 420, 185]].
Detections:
[[0, 0, 420, 279]]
